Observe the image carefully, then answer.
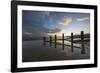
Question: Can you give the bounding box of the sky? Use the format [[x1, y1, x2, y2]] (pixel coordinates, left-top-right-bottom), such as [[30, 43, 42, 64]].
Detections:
[[22, 10, 90, 37]]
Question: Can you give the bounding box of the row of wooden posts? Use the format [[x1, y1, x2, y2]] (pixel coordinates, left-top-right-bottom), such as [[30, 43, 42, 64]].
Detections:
[[43, 31, 86, 54]]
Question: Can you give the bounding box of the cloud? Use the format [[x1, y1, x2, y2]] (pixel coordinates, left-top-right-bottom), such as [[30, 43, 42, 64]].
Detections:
[[40, 11, 53, 23], [58, 16, 72, 26], [48, 28, 62, 33], [46, 28, 64, 36], [24, 32, 32, 35], [40, 11, 50, 16], [77, 16, 89, 22]]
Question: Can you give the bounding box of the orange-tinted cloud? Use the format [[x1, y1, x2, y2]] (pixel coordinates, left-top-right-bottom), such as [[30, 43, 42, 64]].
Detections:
[[58, 16, 72, 26]]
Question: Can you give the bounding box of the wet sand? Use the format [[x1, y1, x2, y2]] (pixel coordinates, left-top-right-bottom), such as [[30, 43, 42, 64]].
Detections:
[[22, 40, 90, 62]]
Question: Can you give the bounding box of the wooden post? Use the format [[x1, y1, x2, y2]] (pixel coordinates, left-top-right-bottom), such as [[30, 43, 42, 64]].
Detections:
[[54, 35, 57, 48], [71, 32, 73, 52], [81, 31, 85, 54], [49, 36, 52, 47], [43, 37, 46, 46], [62, 33, 64, 50]]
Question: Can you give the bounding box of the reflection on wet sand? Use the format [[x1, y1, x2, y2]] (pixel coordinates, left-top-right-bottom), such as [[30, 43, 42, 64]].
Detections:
[[22, 40, 90, 62]]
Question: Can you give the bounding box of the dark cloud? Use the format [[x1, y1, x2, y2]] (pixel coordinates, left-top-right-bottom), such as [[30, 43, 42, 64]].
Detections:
[[22, 11, 50, 31]]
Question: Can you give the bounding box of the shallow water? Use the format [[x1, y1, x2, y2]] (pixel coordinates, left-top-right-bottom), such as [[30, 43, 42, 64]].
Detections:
[[22, 40, 90, 62], [57, 40, 81, 47]]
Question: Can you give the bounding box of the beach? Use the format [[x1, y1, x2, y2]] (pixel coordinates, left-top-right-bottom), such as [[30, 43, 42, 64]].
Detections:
[[22, 40, 90, 62]]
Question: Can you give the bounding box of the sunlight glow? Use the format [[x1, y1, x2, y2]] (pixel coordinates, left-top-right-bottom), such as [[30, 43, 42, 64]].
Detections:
[[47, 29, 70, 36]]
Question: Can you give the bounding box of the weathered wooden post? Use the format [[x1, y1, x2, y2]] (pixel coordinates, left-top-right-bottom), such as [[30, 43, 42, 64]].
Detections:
[[43, 37, 46, 46], [62, 33, 64, 50], [54, 35, 57, 48], [81, 31, 85, 54], [49, 36, 52, 47], [71, 32, 73, 52]]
